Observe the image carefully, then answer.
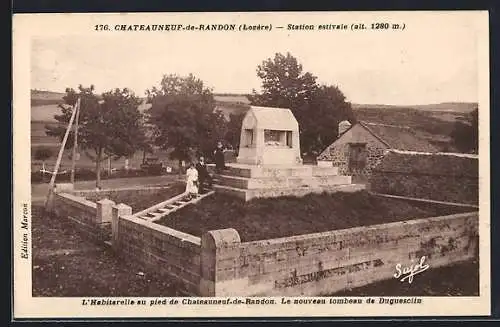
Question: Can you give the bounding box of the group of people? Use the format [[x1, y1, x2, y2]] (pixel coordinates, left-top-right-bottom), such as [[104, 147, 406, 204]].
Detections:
[[184, 141, 227, 199]]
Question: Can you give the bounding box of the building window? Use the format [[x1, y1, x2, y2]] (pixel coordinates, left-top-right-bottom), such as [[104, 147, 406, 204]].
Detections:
[[348, 143, 367, 172], [265, 130, 285, 146], [286, 131, 293, 148], [244, 129, 253, 147]]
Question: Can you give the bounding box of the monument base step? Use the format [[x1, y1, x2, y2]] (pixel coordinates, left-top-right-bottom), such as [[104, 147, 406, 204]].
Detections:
[[213, 184, 366, 201], [208, 163, 339, 178], [216, 174, 351, 189]]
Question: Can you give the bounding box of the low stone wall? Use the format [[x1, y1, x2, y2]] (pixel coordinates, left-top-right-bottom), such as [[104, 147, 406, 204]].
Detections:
[[115, 214, 202, 295], [50, 187, 479, 297], [51, 192, 113, 243], [200, 208, 478, 296], [370, 150, 479, 205]]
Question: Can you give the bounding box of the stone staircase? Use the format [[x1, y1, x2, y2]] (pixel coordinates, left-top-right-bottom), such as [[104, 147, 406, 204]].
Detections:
[[209, 163, 365, 201], [132, 190, 215, 222]]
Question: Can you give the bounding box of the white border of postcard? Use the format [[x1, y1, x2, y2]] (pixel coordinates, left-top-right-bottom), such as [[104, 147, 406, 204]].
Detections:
[[13, 11, 490, 318]]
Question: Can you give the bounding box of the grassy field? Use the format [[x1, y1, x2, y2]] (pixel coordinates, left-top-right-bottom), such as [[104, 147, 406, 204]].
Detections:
[[158, 191, 473, 242], [352, 102, 477, 112]]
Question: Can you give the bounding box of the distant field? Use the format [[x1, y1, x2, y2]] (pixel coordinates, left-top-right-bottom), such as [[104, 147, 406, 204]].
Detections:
[[213, 94, 250, 103], [352, 102, 477, 113], [31, 89, 471, 154], [31, 90, 251, 122]]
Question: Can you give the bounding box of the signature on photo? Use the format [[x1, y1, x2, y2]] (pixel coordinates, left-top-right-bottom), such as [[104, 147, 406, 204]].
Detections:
[[393, 256, 430, 284]]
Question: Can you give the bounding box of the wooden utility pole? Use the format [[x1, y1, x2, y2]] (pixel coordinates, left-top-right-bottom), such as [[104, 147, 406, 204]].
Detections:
[[70, 98, 81, 184], [44, 101, 79, 209]]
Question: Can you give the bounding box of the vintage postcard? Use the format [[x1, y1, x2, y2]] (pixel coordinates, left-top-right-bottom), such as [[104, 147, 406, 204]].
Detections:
[[13, 11, 490, 318]]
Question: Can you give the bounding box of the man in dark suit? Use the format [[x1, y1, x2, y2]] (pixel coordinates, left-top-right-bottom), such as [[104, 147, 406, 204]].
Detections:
[[196, 156, 212, 194]]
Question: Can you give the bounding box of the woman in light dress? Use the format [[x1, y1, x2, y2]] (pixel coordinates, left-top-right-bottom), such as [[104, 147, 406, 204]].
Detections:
[[185, 162, 199, 199]]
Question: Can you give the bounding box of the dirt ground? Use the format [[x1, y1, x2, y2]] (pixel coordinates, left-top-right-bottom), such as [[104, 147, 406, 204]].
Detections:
[[31, 205, 181, 297], [158, 191, 474, 242], [329, 259, 479, 296]]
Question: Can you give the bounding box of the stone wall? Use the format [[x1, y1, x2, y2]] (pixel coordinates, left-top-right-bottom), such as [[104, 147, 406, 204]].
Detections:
[[115, 214, 202, 295], [51, 189, 203, 295], [317, 124, 388, 177], [51, 192, 113, 243], [370, 150, 479, 205], [200, 207, 478, 296]]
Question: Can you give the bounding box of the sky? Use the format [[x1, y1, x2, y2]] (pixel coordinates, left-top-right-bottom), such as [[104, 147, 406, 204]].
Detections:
[[30, 14, 482, 105]]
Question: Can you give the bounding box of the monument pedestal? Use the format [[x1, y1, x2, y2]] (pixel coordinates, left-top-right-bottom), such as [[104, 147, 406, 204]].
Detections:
[[212, 106, 364, 201], [210, 163, 365, 201]]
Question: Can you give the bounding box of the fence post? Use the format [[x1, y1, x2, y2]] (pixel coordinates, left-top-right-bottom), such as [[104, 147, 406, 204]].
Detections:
[[200, 228, 241, 297], [96, 198, 115, 224], [111, 203, 132, 251]]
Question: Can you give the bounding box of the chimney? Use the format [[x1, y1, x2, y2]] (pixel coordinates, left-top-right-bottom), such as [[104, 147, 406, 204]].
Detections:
[[338, 120, 352, 136]]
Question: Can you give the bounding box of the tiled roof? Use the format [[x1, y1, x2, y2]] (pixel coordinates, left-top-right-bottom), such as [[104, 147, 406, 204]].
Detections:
[[359, 121, 440, 152]]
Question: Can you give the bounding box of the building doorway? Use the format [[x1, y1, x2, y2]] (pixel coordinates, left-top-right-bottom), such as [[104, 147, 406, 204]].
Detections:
[[348, 143, 368, 176]]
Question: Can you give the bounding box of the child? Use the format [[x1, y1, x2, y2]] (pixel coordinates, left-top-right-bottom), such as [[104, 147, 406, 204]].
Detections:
[[196, 156, 212, 194], [185, 162, 199, 199]]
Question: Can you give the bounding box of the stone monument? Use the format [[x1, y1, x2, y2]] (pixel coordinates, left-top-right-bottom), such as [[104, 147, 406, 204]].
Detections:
[[213, 106, 364, 201], [236, 106, 302, 166]]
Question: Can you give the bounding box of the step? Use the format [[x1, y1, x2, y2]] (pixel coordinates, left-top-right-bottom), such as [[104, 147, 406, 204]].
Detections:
[[209, 164, 313, 178], [213, 184, 365, 201], [216, 174, 351, 189], [312, 166, 339, 176]]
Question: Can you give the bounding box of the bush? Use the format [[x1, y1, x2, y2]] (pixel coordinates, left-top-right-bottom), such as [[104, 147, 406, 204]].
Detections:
[[34, 147, 53, 162]]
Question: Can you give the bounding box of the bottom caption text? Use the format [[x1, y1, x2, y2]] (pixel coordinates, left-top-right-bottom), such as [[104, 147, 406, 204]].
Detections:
[[81, 297, 423, 306]]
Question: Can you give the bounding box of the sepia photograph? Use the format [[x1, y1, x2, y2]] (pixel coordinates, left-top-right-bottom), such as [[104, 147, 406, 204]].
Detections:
[[13, 11, 490, 318]]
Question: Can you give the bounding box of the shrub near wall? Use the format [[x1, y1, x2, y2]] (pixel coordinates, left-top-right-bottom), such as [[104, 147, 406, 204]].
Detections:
[[370, 150, 479, 205]]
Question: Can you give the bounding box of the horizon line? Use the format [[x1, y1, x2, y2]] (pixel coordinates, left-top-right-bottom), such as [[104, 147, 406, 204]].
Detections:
[[30, 88, 478, 108]]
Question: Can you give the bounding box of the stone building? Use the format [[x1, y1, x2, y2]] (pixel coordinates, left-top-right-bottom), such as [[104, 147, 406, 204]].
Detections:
[[317, 120, 439, 179]]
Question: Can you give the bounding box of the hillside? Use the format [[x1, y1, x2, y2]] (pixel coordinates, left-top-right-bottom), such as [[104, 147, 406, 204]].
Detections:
[[352, 102, 477, 113], [31, 90, 66, 106], [31, 89, 251, 121], [30, 89, 472, 152]]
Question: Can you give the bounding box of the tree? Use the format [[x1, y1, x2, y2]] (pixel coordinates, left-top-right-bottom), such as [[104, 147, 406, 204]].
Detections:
[[46, 85, 147, 187], [225, 112, 246, 150], [299, 85, 356, 154], [34, 147, 53, 163], [450, 108, 478, 154], [146, 74, 227, 167], [249, 52, 355, 155], [248, 52, 318, 109]]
